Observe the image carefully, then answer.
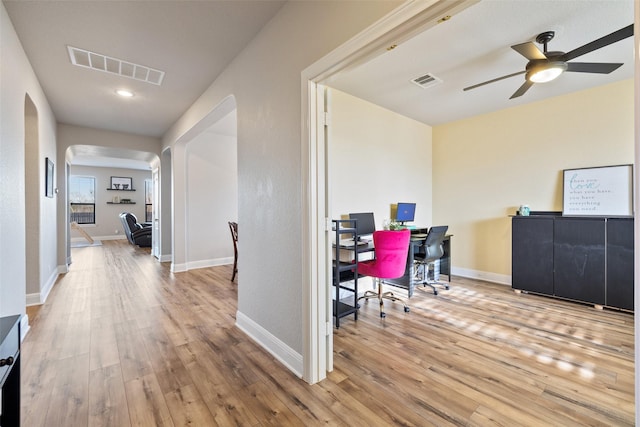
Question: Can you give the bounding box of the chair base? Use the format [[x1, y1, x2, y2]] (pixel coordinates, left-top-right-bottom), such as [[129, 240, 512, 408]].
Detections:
[[421, 279, 450, 296], [415, 262, 449, 295], [357, 280, 410, 318]]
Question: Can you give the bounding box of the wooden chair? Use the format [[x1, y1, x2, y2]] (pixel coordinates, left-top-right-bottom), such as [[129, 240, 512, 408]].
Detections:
[[228, 221, 238, 281]]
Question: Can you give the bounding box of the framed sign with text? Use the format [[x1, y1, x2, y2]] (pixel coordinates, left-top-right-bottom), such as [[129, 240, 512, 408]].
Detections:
[[562, 164, 633, 217]]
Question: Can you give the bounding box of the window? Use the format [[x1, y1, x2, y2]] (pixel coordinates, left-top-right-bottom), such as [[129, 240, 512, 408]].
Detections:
[[69, 176, 95, 224], [145, 179, 153, 222]]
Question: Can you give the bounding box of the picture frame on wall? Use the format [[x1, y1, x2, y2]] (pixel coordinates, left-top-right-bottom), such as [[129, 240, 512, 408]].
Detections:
[[45, 157, 54, 198], [110, 176, 133, 190], [562, 164, 633, 217]]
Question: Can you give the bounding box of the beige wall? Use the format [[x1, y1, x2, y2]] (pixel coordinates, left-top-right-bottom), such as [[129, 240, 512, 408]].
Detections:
[[328, 88, 433, 228], [433, 79, 634, 283]]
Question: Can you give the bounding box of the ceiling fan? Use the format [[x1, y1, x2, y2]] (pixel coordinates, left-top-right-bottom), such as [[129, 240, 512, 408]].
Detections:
[[463, 24, 634, 99]]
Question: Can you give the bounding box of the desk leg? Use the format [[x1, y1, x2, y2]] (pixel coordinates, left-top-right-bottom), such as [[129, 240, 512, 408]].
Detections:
[[441, 237, 451, 282]]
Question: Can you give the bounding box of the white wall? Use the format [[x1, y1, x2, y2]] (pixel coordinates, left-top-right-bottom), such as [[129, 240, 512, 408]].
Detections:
[[433, 79, 634, 283], [69, 165, 152, 240], [328, 88, 433, 227], [185, 127, 238, 269], [162, 1, 401, 373], [0, 2, 58, 321]]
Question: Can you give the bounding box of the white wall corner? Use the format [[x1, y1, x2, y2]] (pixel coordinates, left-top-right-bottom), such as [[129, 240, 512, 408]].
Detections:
[[20, 314, 30, 341], [27, 268, 60, 306], [236, 310, 303, 378], [451, 267, 511, 286], [170, 263, 188, 273]]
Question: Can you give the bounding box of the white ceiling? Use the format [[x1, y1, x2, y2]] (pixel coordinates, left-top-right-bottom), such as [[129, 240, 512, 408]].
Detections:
[[328, 0, 635, 126], [3, 0, 635, 169], [3, 0, 284, 138]]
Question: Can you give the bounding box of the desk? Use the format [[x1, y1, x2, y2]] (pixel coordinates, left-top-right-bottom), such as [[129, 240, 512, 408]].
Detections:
[[334, 228, 452, 299], [384, 233, 452, 298], [0, 315, 20, 427]]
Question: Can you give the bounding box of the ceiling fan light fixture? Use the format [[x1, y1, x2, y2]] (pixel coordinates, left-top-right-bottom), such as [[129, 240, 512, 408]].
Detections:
[[527, 61, 567, 83]]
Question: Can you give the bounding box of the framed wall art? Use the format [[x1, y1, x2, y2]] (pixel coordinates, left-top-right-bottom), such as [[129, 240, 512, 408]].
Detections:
[[45, 157, 54, 198], [110, 176, 133, 190]]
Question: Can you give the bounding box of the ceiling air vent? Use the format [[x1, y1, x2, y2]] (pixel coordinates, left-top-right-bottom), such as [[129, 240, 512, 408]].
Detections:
[[67, 46, 165, 86], [411, 73, 442, 89]]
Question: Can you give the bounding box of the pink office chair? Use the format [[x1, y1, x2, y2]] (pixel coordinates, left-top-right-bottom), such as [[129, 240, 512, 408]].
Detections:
[[357, 229, 411, 318]]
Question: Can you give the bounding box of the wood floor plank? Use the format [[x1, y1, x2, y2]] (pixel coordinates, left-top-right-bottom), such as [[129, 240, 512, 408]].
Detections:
[[88, 364, 132, 427], [164, 384, 217, 426], [20, 240, 635, 426], [124, 373, 174, 427]]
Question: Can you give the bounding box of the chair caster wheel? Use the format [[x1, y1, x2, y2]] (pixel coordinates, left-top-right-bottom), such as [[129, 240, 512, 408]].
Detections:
[[404, 306, 410, 313], [445, 285, 450, 290], [380, 312, 386, 318], [433, 290, 438, 296]]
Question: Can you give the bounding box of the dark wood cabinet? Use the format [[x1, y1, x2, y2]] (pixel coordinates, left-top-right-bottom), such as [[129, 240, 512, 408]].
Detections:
[[512, 215, 633, 311], [553, 218, 606, 304], [512, 216, 554, 295], [606, 218, 634, 310]]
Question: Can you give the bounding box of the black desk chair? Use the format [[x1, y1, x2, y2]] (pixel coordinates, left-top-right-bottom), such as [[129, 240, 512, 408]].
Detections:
[[414, 225, 449, 295], [119, 212, 152, 247]]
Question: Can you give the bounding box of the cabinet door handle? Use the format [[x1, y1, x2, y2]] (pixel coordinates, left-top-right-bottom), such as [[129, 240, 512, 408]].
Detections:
[[0, 356, 14, 366]]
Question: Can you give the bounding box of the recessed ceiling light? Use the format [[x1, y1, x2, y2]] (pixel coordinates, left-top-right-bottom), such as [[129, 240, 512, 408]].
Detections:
[[116, 89, 134, 97]]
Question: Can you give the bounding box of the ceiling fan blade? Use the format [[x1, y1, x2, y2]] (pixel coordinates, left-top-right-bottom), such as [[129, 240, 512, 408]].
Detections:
[[463, 70, 525, 92], [566, 62, 623, 74], [561, 24, 633, 62], [509, 80, 534, 99], [511, 42, 547, 60]]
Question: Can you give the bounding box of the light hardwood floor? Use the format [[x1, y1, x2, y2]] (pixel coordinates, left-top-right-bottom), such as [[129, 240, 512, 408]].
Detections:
[[21, 240, 634, 426]]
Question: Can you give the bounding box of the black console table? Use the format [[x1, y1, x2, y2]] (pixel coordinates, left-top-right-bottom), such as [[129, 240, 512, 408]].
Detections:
[[0, 315, 20, 427], [512, 214, 634, 311]]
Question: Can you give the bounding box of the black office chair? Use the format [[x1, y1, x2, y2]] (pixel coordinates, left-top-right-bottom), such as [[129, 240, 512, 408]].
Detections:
[[413, 225, 449, 295]]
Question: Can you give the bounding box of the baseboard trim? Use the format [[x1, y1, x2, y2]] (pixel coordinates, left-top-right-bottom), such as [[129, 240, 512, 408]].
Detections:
[[26, 268, 60, 306], [158, 254, 172, 263], [171, 263, 187, 273], [172, 257, 233, 272], [186, 257, 233, 271], [235, 311, 303, 378], [70, 235, 127, 242], [451, 267, 511, 286]]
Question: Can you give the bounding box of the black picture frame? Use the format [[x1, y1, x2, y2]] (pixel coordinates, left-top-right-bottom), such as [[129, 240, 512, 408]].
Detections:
[[110, 176, 133, 190], [45, 157, 54, 198]]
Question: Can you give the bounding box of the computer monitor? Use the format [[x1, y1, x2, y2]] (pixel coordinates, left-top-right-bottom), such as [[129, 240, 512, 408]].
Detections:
[[395, 202, 416, 224], [348, 212, 376, 240]]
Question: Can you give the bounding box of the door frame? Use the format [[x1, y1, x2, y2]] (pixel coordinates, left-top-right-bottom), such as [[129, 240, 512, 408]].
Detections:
[[300, 0, 479, 384]]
